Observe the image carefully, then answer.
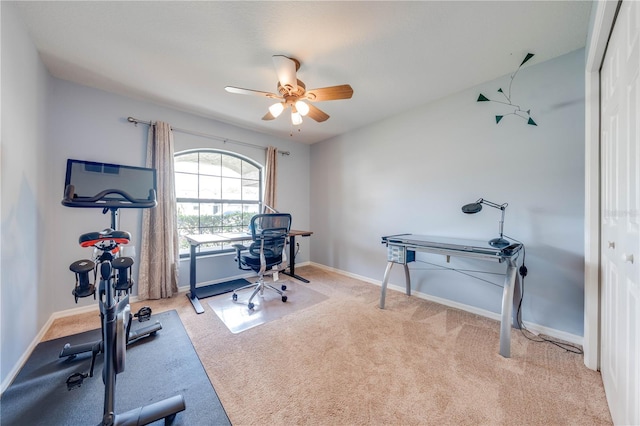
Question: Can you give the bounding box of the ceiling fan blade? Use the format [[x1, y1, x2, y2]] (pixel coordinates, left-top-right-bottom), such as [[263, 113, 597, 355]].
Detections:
[[305, 84, 353, 102], [225, 86, 281, 99], [262, 111, 276, 121], [272, 55, 298, 94], [306, 103, 330, 122]]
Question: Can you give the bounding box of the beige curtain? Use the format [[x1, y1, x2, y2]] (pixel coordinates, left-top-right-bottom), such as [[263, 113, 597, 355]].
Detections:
[[263, 146, 278, 213], [138, 121, 179, 299]]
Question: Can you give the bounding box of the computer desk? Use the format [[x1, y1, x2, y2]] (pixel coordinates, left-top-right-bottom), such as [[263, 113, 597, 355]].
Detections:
[[380, 234, 523, 358], [185, 230, 313, 313]]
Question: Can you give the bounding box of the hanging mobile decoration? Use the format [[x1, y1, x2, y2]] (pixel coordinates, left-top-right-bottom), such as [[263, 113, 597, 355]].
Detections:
[[477, 53, 537, 126]]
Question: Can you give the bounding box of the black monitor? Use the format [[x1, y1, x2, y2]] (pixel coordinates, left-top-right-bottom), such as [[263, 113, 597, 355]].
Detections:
[[62, 159, 157, 208]]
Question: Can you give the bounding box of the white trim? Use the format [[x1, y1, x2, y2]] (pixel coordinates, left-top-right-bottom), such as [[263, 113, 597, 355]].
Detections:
[[176, 271, 255, 293], [0, 260, 310, 394], [0, 288, 189, 395], [583, 0, 619, 371], [0, 317, 52, 394], [0, 306, 94, 394], [309, 262, 583, 345], [0, 301, 119, 394], [0, 302, 104, 394], [2, 258, 577, 395]]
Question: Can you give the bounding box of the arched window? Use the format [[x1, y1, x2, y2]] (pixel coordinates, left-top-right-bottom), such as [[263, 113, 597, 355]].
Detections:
[[174, 149, 262, 255]]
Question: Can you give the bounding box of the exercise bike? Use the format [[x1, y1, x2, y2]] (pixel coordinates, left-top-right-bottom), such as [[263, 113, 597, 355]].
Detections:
[[61, 158, 185, 425], [75, 228, 184, 425], [62, 213, 162, 378]]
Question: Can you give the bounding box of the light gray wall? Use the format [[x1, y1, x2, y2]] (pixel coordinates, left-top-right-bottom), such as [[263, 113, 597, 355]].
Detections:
[[1, 3, 53, 387], [0, 3, 585, 389], [1, 1, 310, 387], [45, 78, 311, 305], [310, 49, 586, 336]]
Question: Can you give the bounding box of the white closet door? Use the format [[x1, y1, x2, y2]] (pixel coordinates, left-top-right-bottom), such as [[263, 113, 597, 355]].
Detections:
[[600, 1, 639, 425]]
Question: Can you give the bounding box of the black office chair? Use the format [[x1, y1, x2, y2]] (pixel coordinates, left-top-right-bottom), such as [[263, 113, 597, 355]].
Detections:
[[232, 213, 292, 310]]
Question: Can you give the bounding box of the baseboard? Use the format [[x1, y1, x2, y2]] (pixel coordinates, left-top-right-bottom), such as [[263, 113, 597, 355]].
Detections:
[[175, 263, 311, 293], [2, 261, 580, 395], [0, 301, 106, 395], [177, 271, 255, 293], [0, 317, 50, 394], [295, 260, 311, 267], [1, 283, 191, 396], [309, 262, 583, 346]]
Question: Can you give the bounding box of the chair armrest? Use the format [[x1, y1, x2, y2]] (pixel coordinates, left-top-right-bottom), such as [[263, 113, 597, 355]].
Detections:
[[233, 244, 252, 270]]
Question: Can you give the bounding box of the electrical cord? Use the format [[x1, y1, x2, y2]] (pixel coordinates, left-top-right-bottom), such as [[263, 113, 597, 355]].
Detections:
[[408, 235, 584, 354], [411, 261, 505, 288], [411, 235, 584, 355], [504, 234, 583, 355], [285, 241, 300, 262]]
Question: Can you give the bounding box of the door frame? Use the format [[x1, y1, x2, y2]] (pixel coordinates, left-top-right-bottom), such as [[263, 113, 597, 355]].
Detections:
[[584, 0, 619, 371]]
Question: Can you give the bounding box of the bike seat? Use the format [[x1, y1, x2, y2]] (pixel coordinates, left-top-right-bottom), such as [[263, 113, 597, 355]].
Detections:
[[79, 228, 131, 248]]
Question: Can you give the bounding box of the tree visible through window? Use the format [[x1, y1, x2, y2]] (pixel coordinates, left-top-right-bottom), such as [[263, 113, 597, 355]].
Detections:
[[174, 150, 262, 255]]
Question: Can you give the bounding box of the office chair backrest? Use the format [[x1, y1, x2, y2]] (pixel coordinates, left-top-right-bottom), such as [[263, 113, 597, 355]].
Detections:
[[248, 213, 292, 260]]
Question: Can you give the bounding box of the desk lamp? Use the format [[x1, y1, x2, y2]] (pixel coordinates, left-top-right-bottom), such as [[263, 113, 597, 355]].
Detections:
[[462, 198, 510, 248], [263, 204, 279, 213]]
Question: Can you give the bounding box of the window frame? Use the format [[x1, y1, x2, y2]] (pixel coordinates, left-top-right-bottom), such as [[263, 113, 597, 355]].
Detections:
[[174, 148, 263, 258]]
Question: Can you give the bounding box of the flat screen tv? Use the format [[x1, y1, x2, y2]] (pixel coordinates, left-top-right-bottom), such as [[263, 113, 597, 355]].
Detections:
[[63, 159, 156, 207]]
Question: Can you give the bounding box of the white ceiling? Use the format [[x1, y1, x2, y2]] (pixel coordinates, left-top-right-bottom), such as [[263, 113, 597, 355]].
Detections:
[[12, 1, 592, 144]]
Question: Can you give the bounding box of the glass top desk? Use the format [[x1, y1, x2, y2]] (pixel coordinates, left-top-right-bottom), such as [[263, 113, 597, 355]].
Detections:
[[185, 230, 313, 313], [380, 234, 523, 358]]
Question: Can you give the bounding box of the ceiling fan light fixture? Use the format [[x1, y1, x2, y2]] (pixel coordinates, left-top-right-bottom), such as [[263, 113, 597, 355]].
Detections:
[[295, 100, 310, 116], [268, 102, 285, 118], [226, 56, 353, 128], [291, 111, 303, 125]]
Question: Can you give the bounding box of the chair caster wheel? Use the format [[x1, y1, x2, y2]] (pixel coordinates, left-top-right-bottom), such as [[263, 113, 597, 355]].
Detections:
[[248, 302, 255, 310], [232, 293, 237, 301], [281, 284, 287, 291], [282, 295, 288, 303]]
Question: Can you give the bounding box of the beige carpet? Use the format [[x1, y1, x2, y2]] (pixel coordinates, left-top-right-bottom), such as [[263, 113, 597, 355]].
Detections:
[[43, 266, 612, 425]]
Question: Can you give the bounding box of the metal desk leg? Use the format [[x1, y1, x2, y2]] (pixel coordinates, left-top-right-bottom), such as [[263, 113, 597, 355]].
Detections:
[[379, 262, 394, 309], [403, 263, 411, 297], [380, 262, 411, 309], [499, 258, 518, 357], [283, 234, 310, 283], [187, 243, 204, 314]]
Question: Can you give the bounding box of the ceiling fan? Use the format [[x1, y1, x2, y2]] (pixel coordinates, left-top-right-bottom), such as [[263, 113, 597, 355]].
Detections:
[[225, 55, 354, 125]]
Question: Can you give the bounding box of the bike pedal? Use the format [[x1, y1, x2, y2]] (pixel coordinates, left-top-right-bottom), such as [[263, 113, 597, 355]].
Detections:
[[66, 372, 88, 390], [134, 306, 152, 322]]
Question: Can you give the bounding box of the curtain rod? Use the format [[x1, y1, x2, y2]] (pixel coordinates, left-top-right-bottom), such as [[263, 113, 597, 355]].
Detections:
[[127, 116, 290, 156]]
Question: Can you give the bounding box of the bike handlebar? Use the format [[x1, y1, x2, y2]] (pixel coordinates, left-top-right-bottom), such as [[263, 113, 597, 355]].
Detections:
[[62, 185, 157, 209]]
